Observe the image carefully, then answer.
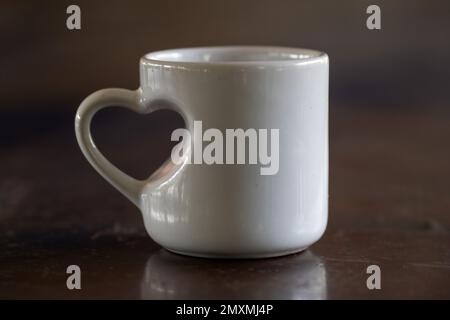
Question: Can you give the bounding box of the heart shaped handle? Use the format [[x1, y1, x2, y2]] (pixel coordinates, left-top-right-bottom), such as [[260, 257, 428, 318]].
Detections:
[[75, 88, 147, 208]]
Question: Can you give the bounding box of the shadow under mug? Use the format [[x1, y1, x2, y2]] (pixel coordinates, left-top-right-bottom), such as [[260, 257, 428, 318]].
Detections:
[[75, 46, 329, 258]]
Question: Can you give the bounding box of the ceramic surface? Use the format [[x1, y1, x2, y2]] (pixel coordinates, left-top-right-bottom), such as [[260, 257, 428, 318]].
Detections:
[[75, 46, 329, 258]]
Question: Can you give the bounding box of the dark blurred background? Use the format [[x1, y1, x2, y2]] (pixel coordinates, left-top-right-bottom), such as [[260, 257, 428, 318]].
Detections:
[[2, 0, 450, 108], [1, 0, 450, 299]]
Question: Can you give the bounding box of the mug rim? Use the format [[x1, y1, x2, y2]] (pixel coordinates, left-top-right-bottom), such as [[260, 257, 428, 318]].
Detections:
[[141, 46, 328, 68]]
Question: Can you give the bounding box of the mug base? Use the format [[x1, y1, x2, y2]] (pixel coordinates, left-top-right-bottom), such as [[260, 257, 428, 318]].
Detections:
[[165, 246, 308, 259]]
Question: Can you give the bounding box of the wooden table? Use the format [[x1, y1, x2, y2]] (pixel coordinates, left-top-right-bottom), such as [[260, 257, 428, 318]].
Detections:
[[1, 105, 449, 299]]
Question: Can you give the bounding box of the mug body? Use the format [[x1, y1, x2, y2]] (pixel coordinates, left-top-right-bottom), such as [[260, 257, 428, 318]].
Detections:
[[138, 47, 329, 258]]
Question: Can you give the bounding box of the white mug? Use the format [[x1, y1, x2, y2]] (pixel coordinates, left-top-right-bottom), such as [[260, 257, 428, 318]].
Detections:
[[75, 46, 329, 258]]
